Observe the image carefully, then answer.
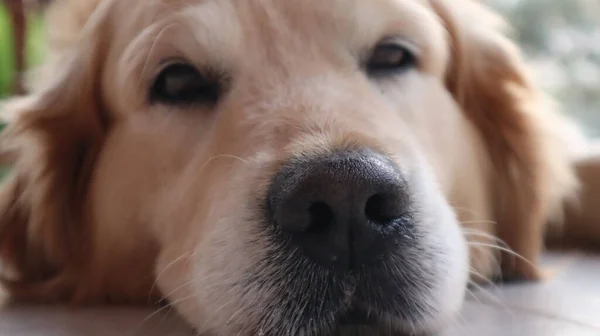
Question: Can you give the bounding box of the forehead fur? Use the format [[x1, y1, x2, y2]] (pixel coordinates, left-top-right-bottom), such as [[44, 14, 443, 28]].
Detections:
[[110, 0, 448, 73]]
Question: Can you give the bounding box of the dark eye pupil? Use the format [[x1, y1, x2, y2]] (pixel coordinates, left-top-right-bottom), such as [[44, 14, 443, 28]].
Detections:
[[367, 44, 416, 74], [150, 63, 222, 106]]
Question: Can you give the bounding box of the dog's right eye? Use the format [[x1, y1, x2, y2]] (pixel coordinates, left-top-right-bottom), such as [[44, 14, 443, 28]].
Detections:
[[366, 40, 417, 76], [150, 63, 222, 106]]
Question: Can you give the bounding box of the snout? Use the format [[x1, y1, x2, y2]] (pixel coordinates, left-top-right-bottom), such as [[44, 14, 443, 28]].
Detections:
[[172, 146, 468, 335], [267, 149, 414, 270]]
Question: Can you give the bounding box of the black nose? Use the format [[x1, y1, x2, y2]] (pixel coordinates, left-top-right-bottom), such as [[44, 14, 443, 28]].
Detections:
[[267, 149, 412, 269]]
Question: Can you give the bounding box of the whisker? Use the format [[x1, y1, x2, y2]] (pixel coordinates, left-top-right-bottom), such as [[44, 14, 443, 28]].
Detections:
[[157, 304, 177, 328], [469, 267, 500, 290], [130, 291, 199, 335], [452, 207, 486, 219], [467, 280, 514, 317], [467, 242, 536, 270], [451, 310, 469, 335], [223, 301, 250, 330], [149, 250, 195, 303], [463, 230, 507, 258], [468, 280, 501, 305], [463, 229, 506, 277], [214, 283, 247, 317], [198, 154, 249, 174], [465, 287, 483, 306], [160, 272, 223, 302], [462, 229, 506, 245], [460, 220, 498, 226]]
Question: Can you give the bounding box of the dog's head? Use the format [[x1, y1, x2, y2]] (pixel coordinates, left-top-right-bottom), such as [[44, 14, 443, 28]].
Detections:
[[0, 0, 576, 334]]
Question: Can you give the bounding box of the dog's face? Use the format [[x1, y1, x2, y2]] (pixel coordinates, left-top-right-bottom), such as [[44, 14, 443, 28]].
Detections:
[[0, 0, 577, 335], [96, 0, 470, 333]]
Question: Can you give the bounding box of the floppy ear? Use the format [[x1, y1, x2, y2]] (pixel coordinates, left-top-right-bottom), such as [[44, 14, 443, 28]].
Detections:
[[0, 0, 111, 302], [430, 0, 578, 280]]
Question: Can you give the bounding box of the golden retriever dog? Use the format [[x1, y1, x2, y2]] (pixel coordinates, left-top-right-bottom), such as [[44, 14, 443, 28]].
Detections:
[[0, 0, 598, 335]]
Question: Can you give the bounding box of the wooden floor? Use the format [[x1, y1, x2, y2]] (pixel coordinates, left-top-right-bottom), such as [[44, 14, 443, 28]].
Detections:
[[0, 251, 599, 335], [444, 251, 600, 336]]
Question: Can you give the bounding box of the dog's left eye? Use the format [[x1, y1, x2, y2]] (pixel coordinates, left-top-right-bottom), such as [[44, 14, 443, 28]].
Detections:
[[367, 41, 417, 75], [150, 63, 223, 106]]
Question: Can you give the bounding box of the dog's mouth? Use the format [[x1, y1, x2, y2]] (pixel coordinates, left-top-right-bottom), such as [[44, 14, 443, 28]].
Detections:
[[337, 307, 377, 327], [241, 222, 440, 336], [250, 264, 433, 335], [332, 306, 417, 336], [333, 310, 383, 336]]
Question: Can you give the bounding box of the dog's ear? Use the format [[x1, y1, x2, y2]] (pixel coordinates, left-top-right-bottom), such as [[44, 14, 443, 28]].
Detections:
[[430, 0, 578, 280], [0, 0, 112, 302]]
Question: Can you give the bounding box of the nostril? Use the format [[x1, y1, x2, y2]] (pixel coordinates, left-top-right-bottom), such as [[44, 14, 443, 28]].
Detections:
[[267, 150, 412, 268], [365, 194, 401, 225], [307, 202, 334, 233]]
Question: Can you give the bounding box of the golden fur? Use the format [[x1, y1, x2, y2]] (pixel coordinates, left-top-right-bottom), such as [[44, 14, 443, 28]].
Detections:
[[0, 0, 597, 334]]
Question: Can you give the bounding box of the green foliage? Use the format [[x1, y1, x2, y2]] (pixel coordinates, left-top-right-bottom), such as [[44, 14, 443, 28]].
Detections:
[[0, 3, 45, 98], [0, 3, 44, 178], [0, 4, 13, 98]]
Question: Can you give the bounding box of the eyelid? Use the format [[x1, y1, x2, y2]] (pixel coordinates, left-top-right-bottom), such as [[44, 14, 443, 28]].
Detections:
[[153, 57, 191, 79], [154, 57, 231, 84], [376, 37, 421, 59]]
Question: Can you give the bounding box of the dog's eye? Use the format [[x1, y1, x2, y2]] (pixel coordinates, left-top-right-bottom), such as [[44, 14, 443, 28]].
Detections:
[[367, 41, 417, 75], [150, 63, 222, 106]]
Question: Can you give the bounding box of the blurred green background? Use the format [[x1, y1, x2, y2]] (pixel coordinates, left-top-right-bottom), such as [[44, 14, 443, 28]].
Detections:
[[490, 0, 600, 137], [0, 2, 45, 178], [0, 2, 45, 99], [1, 2, 47, 178]]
